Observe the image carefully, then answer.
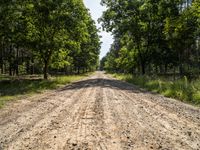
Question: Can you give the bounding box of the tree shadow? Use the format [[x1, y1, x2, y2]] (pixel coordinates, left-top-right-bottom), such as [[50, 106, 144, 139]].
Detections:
[[0, 76, 150, 101], [0, 79, 58, 97], [59, 78, 149, 94]]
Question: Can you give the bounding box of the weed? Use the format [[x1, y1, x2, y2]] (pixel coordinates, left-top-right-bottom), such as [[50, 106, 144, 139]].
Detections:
[[112, 73, 200, 106]]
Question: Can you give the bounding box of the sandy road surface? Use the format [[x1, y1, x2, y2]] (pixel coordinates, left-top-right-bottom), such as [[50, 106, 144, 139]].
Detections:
[[0, 72, 200, 150]]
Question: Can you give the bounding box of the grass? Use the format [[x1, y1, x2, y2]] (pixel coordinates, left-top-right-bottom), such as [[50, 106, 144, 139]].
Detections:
[[0, 73, 91, 108], [0, 74, 12, 81], [112, 73, 200, 106]]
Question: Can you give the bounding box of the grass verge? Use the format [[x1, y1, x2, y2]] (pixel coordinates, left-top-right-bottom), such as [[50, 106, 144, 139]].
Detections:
[[0, 73, 91, 108], [112, 73, 200, 106]]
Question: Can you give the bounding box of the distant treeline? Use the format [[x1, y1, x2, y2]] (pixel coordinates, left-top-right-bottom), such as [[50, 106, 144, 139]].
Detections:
[[100, 0, 200, 78], [0, 0, 101, 79]]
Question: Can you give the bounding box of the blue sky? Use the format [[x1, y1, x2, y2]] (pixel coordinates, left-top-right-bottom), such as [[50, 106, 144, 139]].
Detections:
[[83, 0, 113, 59]]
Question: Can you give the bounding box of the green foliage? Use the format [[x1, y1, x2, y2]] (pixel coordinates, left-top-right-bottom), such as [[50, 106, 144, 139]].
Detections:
[[100, 0, 199, 76], [0, 73, 90, 108], [113, 73, 200, 106], [0, 0, 100, 79]]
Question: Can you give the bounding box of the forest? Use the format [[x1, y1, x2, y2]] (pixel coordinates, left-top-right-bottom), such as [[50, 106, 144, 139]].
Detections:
[[100, 0, 199, 76], [0, 0, 100, 80], [100, 0, 200, 104]]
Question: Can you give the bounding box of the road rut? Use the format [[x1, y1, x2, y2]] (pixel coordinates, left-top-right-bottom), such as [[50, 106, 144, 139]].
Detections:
[[0, 72, 200, 150]]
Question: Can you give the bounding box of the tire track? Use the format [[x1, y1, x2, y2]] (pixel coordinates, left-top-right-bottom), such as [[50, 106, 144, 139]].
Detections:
[[115, 85, 200, 149], [63, 78, 109, 150], [1, 76, 96, 149], [0, 72, 200, 150], [105, 77, 200, 149], [0, 90, 73, 146]]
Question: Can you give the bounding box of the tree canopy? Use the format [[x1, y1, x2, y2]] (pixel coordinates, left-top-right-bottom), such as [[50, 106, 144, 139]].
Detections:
[[100, 0, 200, 77], [0, 0, 101, 79]]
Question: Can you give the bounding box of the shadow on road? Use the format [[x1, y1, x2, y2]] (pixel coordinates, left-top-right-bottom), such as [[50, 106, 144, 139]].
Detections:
[[59, 78, 150, 95]]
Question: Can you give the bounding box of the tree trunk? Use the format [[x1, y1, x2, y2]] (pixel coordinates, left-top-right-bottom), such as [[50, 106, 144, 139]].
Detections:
[[173, 67, 176, 81], [77, 67, 80, 74], [16, 64, 19, 76], [65, 66, 68, 75], [9, 45, 12, 76], [70, 66, 73, 75], [179, 64, 183, 76], [43, 60, 48, 79], [164, 64, 168, 74], [31, 57, 34, 75], [16, 47, 19, 76], [160, 65, 164, 74], [9, 63, 12, 76], [179, 51, 183, 76], [0, 61, 3, 74], [141, 62, 146, 75], [26, 59, 30, 74], [0, 40, 4, 74], [0, 56, 2, 75], [137, 43, 145, 75]]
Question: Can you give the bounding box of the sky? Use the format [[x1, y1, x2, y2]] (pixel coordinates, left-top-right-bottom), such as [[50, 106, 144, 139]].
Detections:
[[83, 0, 113, 59]]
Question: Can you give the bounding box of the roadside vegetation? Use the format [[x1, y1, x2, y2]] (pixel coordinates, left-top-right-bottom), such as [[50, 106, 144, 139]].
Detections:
[[0, 1, 101, 108], [112, 73, 200, 106], [100, 0, 200, 105], [0, 73, 91, 108]]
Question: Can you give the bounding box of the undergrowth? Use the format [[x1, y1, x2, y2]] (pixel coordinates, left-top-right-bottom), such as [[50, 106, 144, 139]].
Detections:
[[0, 73, 90, 108], [112, 73, 200, 106]]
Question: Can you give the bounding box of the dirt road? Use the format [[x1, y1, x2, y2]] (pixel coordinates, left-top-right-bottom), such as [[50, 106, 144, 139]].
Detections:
[[0, 72, 200, 150]]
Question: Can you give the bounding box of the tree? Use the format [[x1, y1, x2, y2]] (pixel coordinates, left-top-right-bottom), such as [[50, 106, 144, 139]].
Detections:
[[0, 0, 101, 78], [100, 0, 200, 77]]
